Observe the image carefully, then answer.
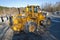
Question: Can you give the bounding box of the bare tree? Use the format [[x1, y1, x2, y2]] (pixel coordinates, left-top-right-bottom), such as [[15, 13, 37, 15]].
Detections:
[[42, 2, 60, 12]]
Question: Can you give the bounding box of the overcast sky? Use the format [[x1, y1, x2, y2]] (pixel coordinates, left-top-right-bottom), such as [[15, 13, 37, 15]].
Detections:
[[0, 0, 60, 7]]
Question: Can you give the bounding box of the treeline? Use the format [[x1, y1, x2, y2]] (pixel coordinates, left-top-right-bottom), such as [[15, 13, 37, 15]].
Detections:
[[0, 6, 8, 10], [0, 6, 9, 14], [0, 6, 18, 15], [42, 2, 60, 12]]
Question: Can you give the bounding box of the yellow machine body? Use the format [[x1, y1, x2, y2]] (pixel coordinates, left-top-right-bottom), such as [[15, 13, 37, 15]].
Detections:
[[10, 5, 50, 32]]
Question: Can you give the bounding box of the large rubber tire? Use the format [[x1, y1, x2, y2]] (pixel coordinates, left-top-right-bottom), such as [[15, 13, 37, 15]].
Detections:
[[9, 16, 13, 26], [40, 18, 51, 28], [24, 22, 37, 33]]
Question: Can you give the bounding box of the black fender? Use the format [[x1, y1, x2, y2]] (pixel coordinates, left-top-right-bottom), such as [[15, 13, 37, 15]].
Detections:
[[9, 16, 13, 26]]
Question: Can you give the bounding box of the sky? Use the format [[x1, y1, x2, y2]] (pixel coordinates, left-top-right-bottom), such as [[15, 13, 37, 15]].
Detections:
[[0, 0, 60, 7]]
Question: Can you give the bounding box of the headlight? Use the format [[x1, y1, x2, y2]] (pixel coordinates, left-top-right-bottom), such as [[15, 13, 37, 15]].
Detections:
[[22, 14, 25, 16], [18, 14, 26, 18]]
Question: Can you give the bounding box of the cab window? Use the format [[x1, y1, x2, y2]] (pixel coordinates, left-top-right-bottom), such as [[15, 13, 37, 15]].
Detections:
[[34, 7, 37, 13], [29, 6, 32, 12], [34, 6, 40, 13]]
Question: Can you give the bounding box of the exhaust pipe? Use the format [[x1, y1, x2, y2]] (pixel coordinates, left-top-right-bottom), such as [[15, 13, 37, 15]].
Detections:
[[18, 8, 20, 14]]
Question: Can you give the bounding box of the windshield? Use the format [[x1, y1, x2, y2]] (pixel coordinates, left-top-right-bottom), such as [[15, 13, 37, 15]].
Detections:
[[34, 6, 39, 13]]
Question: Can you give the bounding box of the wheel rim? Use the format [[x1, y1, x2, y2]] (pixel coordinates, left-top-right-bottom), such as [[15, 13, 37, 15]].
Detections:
[[29, 25, 36, 32]]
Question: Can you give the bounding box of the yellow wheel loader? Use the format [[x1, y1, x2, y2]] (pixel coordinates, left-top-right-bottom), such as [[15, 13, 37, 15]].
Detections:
[[9, 5, 51, 33]]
